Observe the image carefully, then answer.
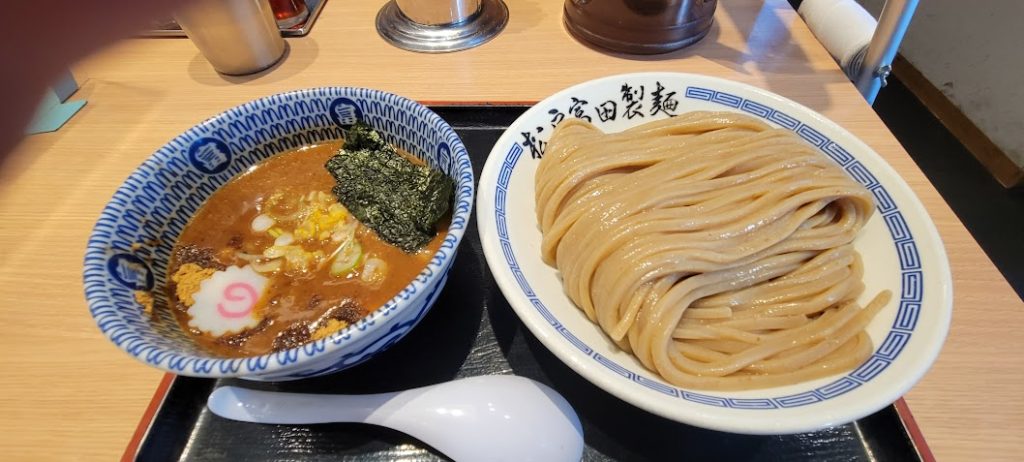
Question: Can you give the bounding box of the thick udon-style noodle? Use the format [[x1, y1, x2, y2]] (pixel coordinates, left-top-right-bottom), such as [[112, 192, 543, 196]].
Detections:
[[535, 111, 890, 390]]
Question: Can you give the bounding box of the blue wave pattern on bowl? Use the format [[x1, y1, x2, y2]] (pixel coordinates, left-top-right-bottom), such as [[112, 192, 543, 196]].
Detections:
[[493, 85, 920, 408], [83, 88, 474, 379]]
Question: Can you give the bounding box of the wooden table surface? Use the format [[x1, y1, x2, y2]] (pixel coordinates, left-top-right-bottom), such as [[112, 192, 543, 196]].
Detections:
[[1, 0, 1020, 460]]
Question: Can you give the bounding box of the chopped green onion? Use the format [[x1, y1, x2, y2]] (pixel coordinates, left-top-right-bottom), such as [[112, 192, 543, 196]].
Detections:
[[330, 241, 363, 276]]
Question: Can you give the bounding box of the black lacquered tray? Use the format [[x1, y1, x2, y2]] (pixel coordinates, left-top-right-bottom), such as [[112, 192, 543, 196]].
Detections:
[[126, 106, 932, 462]]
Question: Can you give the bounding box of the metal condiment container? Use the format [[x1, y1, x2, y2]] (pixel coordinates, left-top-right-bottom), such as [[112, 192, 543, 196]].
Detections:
[[376, 0, 508, 53], [395, 0, 481, 26], [176, 0, 286, 75]]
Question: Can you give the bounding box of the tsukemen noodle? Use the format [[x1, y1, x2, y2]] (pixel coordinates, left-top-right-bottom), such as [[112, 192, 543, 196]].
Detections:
[[535, 111, 889, 390]]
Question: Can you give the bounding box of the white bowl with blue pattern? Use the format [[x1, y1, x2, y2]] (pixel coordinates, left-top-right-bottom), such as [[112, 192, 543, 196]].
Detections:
[[477, 73, 952, 434], [84, 88, 474, 381]]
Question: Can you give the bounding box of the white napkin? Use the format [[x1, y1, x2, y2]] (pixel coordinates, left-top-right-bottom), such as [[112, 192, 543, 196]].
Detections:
[[798, 0, 878, 78]]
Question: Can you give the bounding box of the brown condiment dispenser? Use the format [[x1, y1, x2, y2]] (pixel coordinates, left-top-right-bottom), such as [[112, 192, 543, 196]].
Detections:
[[564, 0, 718, 54]]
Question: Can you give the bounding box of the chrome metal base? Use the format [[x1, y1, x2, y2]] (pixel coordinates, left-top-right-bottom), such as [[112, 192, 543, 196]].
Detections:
[[376, 0, 508, 53]]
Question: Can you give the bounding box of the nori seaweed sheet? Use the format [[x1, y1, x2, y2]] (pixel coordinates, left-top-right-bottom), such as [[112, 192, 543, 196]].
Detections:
[[325, 123, 454, 253]]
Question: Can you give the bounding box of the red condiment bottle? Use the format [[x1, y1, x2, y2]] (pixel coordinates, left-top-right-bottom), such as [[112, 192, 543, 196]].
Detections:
[[269, 0, 309, 28]]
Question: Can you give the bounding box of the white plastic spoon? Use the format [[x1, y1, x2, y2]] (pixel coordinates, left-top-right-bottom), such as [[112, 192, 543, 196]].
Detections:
[[207, 375, 584, 462]]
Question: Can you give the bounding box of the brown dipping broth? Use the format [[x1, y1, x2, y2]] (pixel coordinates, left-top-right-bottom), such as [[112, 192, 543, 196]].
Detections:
[[166, 141, 447, 357]]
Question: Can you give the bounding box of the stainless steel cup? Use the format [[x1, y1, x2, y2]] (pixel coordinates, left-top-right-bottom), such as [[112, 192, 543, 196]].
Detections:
[[176, 0, 286, 75]]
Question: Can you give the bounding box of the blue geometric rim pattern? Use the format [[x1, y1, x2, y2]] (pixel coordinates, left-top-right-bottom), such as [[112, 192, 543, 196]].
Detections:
[[493, 86, 921, 409], [82, 87, 474, 377]]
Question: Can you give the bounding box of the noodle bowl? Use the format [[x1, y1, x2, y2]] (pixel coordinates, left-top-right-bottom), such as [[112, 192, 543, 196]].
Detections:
[[535, 111, 890, 390]]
